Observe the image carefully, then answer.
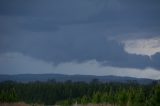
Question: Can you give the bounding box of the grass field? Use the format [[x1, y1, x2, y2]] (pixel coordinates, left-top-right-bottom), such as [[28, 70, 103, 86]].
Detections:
[[0, 103, 44, 106], [0, 103, 116, 106]]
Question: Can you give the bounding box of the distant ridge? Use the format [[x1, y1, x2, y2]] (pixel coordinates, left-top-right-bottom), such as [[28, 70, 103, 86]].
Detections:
[[0, 74, 155, 84]]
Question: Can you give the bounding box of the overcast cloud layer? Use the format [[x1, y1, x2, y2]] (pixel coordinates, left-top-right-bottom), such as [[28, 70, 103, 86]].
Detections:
[[0, 0, 160, 79]]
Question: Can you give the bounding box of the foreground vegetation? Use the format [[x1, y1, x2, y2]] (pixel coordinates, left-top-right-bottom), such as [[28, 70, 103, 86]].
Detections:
[[0, 80, 160, 106]]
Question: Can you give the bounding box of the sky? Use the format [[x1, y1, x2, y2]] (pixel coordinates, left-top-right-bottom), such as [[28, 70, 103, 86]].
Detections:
[[0, 0, 160, 79]]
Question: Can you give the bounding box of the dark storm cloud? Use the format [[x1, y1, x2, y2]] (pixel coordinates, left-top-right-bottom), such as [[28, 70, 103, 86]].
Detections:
[[0, 32, 159, 70], [151, 53, 160, 70], [1, 0, 160, 26], [0, 0, 160, 70], [21, 20, 59, 32]]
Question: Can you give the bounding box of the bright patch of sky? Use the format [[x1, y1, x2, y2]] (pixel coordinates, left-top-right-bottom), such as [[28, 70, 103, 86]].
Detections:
[[123, 37, 160, 56]]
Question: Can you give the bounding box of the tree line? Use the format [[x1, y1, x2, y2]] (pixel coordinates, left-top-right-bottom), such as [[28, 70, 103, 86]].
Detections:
[[0, 79, 160, 106]]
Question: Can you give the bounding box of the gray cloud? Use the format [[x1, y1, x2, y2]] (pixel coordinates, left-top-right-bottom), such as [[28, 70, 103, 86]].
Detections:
[[0, 0, 160, 72], [0, 52, 160, 79], [0, 29, 159, 70], [151, 53, 160, 69]]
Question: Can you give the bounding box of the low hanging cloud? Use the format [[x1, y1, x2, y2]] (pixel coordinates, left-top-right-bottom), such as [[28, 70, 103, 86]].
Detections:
[[0, 25, 160, 70], [0, 52, 160, 80], [0, 52, 54, 74]]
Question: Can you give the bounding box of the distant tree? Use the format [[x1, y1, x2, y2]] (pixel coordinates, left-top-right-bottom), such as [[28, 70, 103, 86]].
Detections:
[[92, 92, 101, 103], [91, 79, 100, 84], [0, 80, 159, 105], [0, 88, 18, 103], [117, 89, 128, 106], [149, 85, 160, 106], [81, 95, 89, 104]]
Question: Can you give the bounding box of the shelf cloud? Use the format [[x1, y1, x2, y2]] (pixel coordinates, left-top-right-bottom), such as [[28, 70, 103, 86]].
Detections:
[[0, 52, 160, 79]]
